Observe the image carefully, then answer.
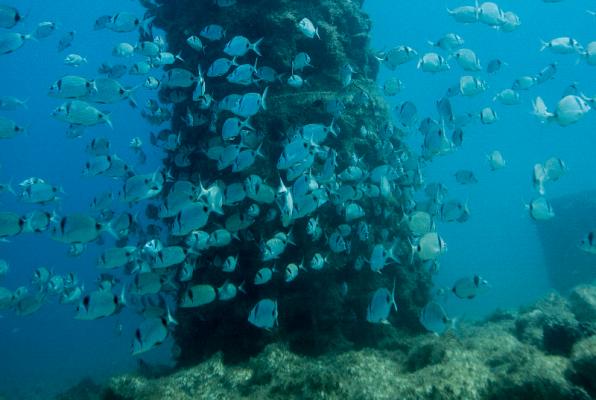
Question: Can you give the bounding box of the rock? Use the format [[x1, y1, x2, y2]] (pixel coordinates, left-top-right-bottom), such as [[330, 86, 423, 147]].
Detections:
[[514, 292, 584, 354], [568, 335, 596, 397], [569, 285, 596, 323]]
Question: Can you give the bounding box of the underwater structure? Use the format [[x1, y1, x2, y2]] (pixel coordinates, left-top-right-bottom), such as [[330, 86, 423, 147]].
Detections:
[[142, 0, 433, 364]]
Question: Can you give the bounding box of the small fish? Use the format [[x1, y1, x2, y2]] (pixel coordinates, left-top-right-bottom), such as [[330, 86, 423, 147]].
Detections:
[[200, 24, 226, 41], [493, 89, 520, 105], [64, 54, 87, 67], [479, 107, 498, 124], [454, 169, 478, 184], [75, 289, 124, 320], [187, 35, 204, 52], [487, 150, 505, 170], [452, 48, 481, 71], [0, 32, 32, 55], [0, 5, 22, 29], [417, 52, 450, 72], [0, 96, 28, 110], [0, 116, 26, 139], [532, 95, 591, 126], [297, 17, 320, 39], [414, 232, 447, 261], [428, 33, 464, 51], [420, 301, 452, 335], [452, 275, 490, 299], [540, 37, 583, 54], [544, 157, 566, 181], [113, 42, 134, 57], [248, 299, 278, 329], [179, 284, 216, 307], [224, 36, 263, 57], [132, 317, 171, 355], [486, 59, 504, 74], [57, 31, 75, 52], [366, 282, 397, 324], [578, 231, 596, 254], [0, 259, 9, 278], [527, 196, 554, 221], [254, 267, 274, 285], [50, 214, 112, 244]]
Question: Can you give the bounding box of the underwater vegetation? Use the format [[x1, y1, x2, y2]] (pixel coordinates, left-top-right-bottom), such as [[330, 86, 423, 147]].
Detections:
[[58, 283, 596, 400]]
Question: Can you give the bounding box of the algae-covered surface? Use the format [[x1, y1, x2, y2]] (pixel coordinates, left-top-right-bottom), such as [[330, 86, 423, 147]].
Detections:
[[57, 284, 596, 400]]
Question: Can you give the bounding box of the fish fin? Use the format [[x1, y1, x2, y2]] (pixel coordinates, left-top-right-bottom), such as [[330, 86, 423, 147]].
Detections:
[[532, 97, 552, 122], [251, 37, 263, 57], [238, 281, 246, 294], [261, 86, 269, 110], [539, 39, 548, 52], [166, 304, 178, 326]]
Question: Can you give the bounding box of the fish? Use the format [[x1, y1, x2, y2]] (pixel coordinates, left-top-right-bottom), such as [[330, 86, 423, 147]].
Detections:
[[478, 2, 505, 26], [414, 232, 447, 261], [428, 33, 464, 51], [297, 18, 319, 39], [382, 77, 403, 96], [224, 36, 263, 57], [57, 31, 75, 52], [454, 170, 478, 184], [0, 259, 9, 278], [459, 75, 487, 96], [0, 5, 22, 29], [0, 96, 28, 110], [366, 282, 397, 324], [132, 317, 171, 355], [64, 54, 87, 67], [417, 52, 450, 72], [487, 150, 506, 170], [532, 163, 547, 195], [527, 197, 554, 221], [48, 75, 97, 99], [52, 100, 112, 128], [50, 214, 113, 244], [544, 157, 566, 181], [452, 48, 481, 71], [248, 299, 278, 329], [0, 32, 31, 55], [540, 37, 583, 54], [493, 89, 520, 105], [75, 289, 125, 320], [447, 4, 479, 23], [106, 12, 149, 33], [578, 232, 596, 254], [420, 301, 452, 335], [33, 21, 58, 39], [254, 267, 274, 285], [0, 116, 26, 139], [486, 59, 504, 73], [200, 24, 226, 41], [179, 284, 216, 307], [532, 95, 591, 126], [452, 275, 490, 299]]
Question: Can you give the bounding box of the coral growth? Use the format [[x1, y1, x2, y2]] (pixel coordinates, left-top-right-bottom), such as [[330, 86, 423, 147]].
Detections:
[[142, 0, 430, 365], [101, 284, 596, 400]]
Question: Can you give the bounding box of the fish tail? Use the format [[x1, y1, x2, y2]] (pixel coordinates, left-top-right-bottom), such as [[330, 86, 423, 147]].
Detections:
[[261, 86, 269, 110], [539, 39, 548, 52], [103, 112, 113, 129], [315, 27, 320, 40], [252, 37, 263, 57], [532, 96, 552, 122]]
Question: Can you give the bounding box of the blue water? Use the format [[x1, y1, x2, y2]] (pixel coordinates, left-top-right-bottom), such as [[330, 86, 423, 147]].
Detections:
[[0, 0, 595, 398]]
